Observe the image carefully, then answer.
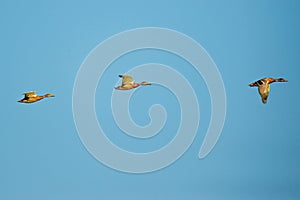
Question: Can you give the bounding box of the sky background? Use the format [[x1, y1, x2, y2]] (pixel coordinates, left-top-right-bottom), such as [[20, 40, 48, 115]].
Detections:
[[1, 0, 300, 199]]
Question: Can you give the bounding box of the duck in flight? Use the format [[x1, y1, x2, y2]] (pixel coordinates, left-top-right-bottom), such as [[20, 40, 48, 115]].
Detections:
[[115, 75, 151, 90], [18, 91, 55, 103], [249, 77, 288, 104]]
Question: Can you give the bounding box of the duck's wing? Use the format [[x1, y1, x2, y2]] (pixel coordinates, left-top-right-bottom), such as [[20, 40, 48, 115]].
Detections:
[[24, 91, 37, 98], [249, 79, 265, 87], [121, 75, 134, 85], [258, 84, 270, 104]]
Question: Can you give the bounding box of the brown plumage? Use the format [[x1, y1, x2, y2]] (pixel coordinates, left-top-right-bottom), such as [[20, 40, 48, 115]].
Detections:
[[18, 91, 55, 103], [115, 75, 151, 90], [248, 77, 288, 104]]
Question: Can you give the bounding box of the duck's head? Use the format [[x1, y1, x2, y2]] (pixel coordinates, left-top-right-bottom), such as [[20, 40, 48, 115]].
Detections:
[[276, 78, 288, 82], [140, 81, 151, 85], [44, 93, 55, 97]]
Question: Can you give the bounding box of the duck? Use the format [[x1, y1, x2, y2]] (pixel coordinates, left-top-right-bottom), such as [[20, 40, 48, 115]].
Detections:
[[18, 91, 55, 103], [248, 77, 288, 104], [115, 75, 151, 90]]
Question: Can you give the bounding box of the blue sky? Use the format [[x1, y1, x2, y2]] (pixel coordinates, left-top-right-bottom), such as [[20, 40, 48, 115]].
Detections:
[[1, 0, 300, 199]]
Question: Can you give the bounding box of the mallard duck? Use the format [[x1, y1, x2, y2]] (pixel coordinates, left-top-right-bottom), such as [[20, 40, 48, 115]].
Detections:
[[18, 91, 55, 103], [249, 77, 288, 104], [115, 75, 151, 90]]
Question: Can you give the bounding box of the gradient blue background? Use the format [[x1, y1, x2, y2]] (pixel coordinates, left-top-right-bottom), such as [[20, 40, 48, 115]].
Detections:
[[1, 0, 300, 199]]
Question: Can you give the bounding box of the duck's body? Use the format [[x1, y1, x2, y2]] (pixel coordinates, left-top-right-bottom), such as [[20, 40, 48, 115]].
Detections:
[[249, 78, 288, 104], [18, 91, 55, 103], [115, 75, 151, 90]]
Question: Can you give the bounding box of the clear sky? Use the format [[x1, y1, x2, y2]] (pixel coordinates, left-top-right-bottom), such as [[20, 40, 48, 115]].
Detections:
[[1, 0, 300, 199]]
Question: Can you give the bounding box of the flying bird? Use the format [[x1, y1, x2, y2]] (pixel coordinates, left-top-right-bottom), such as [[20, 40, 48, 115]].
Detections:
[[249, 77, 288, 104], [18, 91, 55, 103], [115, 75, 151, 90]]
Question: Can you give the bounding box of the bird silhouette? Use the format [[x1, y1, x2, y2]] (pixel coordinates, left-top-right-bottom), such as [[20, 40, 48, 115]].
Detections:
[[249, 77, 288, 104], [115, 75, 151, 90], [18, 91, 55, 103]]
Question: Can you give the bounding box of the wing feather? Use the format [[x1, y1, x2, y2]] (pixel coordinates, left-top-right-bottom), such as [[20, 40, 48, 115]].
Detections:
[[24, 91, 37, 98], [121, 75, 134, 86]]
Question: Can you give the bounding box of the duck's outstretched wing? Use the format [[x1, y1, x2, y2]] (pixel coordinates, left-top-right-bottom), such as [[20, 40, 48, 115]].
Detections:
[[258, 84, 270, 104], [24, 91, 37, 98], [249, 79, 265, 87], [120, 75, 134, 86]]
